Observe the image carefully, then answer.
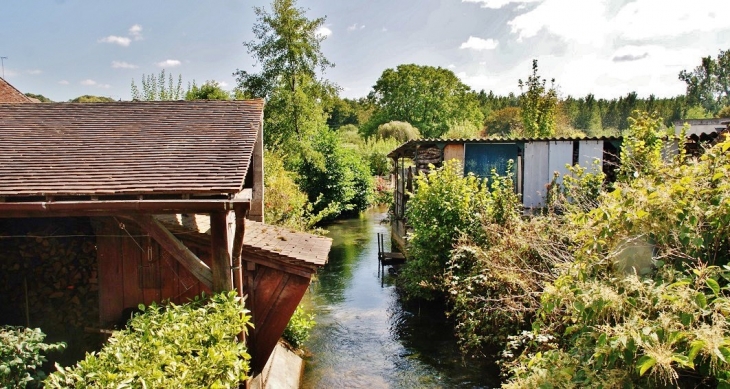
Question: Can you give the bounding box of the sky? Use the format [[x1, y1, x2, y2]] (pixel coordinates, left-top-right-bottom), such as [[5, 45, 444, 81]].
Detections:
[[2, 0, 729, 102]]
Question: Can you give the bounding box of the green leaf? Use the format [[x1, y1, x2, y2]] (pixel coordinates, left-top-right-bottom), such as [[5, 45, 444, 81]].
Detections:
[[707, 278, 721, 296], [696, 292, 708, 309], [688, 340, 706, 361], [636, 355, 656, 376]]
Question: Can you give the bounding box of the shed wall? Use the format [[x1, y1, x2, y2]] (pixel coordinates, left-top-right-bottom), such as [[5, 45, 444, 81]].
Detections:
[[523, 142, 549, 208]]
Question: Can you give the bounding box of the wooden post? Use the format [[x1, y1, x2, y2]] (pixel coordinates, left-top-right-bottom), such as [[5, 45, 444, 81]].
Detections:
[[210, 212, 233, 292], [249, 120, 265, 222]]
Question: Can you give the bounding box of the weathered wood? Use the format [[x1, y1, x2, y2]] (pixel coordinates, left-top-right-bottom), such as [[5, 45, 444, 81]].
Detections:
[[0, 199, 249, 218], [210, 212, 233, 292], [127, 214, 213, 289], [91, 218, 125, 326], [249, 269, 311, 373], [231, 212, 246, 298], [249, 119, 265, 223]]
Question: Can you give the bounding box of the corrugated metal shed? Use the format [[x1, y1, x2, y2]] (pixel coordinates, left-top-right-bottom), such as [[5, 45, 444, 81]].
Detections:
[[0, 100, 264, 197]]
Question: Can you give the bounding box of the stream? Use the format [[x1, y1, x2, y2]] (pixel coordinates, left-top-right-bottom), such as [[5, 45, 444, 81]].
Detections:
[[300, 207, 500, 388]]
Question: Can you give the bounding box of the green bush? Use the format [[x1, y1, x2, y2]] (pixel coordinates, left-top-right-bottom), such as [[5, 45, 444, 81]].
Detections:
[[1, 326, 65, 388], [376, 121, 421, 142], [282, 305, 316, 350], [45, 291, 252, 389], [296, 128, 373, 220], [402, 160, 492, 300], [264, 149, 331, 231]]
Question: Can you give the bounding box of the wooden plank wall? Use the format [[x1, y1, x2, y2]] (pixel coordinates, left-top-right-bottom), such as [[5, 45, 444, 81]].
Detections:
[[523, 142, 550, 208], [247, 263, 311, 373], [443, 144, 464, 170], [94, 217, 210, 326]]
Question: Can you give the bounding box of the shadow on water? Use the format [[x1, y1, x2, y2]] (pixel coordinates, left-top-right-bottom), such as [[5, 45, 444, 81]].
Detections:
[[301, 207, 500, 388]]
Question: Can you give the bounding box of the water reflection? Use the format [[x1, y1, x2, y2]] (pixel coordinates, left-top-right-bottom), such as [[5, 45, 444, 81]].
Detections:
[[301, 208, 499, 388]]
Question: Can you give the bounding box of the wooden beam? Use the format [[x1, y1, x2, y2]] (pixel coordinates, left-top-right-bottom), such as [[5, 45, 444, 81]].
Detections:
[[0, 199, 250, 218], [127, 214, 213, 289], [231, 205, 248, 298], [210, 212, 233, 292]]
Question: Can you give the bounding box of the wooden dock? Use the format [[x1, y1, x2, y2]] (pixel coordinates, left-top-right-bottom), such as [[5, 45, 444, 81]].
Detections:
[[377, 233, 405, 278]]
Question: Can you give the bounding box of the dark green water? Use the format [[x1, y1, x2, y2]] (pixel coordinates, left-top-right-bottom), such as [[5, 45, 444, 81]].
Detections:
[[301, 208, 500, 388]]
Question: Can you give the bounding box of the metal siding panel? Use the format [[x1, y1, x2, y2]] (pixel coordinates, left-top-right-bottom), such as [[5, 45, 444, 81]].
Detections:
[[548, 141, 573, 185], [579, 141, 603, 172], [523, 142, 549, 208]]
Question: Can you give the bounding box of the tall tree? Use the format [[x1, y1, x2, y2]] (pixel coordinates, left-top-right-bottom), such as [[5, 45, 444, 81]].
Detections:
[[185, 80, 230, 100], [679, 49, 730, 115], [518, 60, 558, 137], [365, 64, 484, 138], [235, 0, 335, 153]]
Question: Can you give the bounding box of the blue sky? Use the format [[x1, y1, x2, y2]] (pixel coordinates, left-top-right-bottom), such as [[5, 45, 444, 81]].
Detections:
[[2, 0, 729, 102]]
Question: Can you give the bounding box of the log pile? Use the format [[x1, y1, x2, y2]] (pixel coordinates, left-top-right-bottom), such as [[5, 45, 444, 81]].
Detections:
[[0, 217, 101, 364], [415, 146, 442, 172]]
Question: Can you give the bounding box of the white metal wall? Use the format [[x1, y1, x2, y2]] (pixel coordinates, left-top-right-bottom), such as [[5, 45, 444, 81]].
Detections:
[[523, 142, 549, 208], [579, 140, 603, 172], [548, 141, 573, 185]]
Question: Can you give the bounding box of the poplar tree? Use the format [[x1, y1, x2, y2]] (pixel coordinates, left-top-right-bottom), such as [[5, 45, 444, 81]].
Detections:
[[518, 60, 558, 137]]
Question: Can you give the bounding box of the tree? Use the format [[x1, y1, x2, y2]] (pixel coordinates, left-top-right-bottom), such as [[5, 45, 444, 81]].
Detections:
[[235, 0, 335, 154], [376, 121, 420, 142], [518, 59, 558, 137], [679, 49, 730, 115], [68, 95, 115, 103], [24, 93, 52, 102], [131, 69, 184, 101], [185, 80, 230, 100], [365, 64, 484, 138]]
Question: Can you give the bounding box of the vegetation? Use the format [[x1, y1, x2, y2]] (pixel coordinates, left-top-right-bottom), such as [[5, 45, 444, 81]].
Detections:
[[376, 121, 421, 143], [24, 93, 52, 102], [518, 59, 558, 137], [1, 326, 65, 388], [282, 305, 316, 350], [46, 292, 252, 388], [364, 64, 484, 138], [68, 95, 116, 103], [186, 80, 231, 100], [131, 69, 184, 101], [679, 48, 730, 116]]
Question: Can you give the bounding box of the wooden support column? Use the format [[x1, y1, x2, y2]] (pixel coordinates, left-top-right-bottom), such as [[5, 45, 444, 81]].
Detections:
[[231, 203, 248, 299], [128, 214, 212, 289], [249, 120, 265, 222], [210, 211, 233, 292]]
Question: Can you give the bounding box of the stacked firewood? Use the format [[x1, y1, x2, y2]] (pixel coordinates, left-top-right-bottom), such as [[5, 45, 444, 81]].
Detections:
[[0, 218, 100, 361], [415, 146, 442, 172]]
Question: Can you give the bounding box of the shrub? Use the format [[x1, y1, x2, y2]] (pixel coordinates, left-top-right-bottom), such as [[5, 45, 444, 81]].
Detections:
[[45, 291, 252, 388], [297, 128, 373, 220], [1, 326, 65, 388], [264, 149, 331, 231], [376, 121, 421, 142], [282, 305, 316, 350], [441, 120, 482, 139], [502, 132, 730, 387], [402, 160, 492, 300], [357, 137, 400, 176]]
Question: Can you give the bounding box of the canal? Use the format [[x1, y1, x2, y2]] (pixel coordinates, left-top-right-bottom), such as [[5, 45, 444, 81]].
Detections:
[[300, 207, 500, 388]]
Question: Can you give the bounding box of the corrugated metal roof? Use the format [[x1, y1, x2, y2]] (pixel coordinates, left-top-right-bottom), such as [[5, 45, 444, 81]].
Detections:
[[387, 135, 622, 158], [0, 100, 264, 197]]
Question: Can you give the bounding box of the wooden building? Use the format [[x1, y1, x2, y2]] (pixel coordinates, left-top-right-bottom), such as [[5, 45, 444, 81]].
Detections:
[[387, 136, 622, 251], [0, 100, 331, 374]]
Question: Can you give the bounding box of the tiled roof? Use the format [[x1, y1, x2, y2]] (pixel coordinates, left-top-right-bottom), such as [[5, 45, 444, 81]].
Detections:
[[0, 100, 264, 197], [388, 135, 622, 158], [156, 214, 331, 268], [0, 78, 33, 103]]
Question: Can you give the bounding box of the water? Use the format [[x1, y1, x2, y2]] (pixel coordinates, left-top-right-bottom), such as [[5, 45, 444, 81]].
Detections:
[[301, 207, 500, 388]]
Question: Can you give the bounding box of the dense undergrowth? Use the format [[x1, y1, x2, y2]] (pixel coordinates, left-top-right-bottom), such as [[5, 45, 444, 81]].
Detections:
[[402, 111, 730, 387]]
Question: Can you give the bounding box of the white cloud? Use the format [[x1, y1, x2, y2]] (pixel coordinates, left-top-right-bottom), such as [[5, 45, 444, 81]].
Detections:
[[98, 35, 131, 47], [316, 26, 332, 37], [129, 24, 143, 40], [614, 0, 730, 40], [26, 69, 42, 75], [382, 27, 388, 32], [58, 80, 69, 85], [462, 0, 541, 9], [156, 59, 181, 68], [448, 64, 457, 69], [111, 61, 138, 69], [347, 23, 365, 31], [460, 36, 499, 51], [218, 81, 229, 88], [80, 79, 111, 88], [508, 0, 610, 45]]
